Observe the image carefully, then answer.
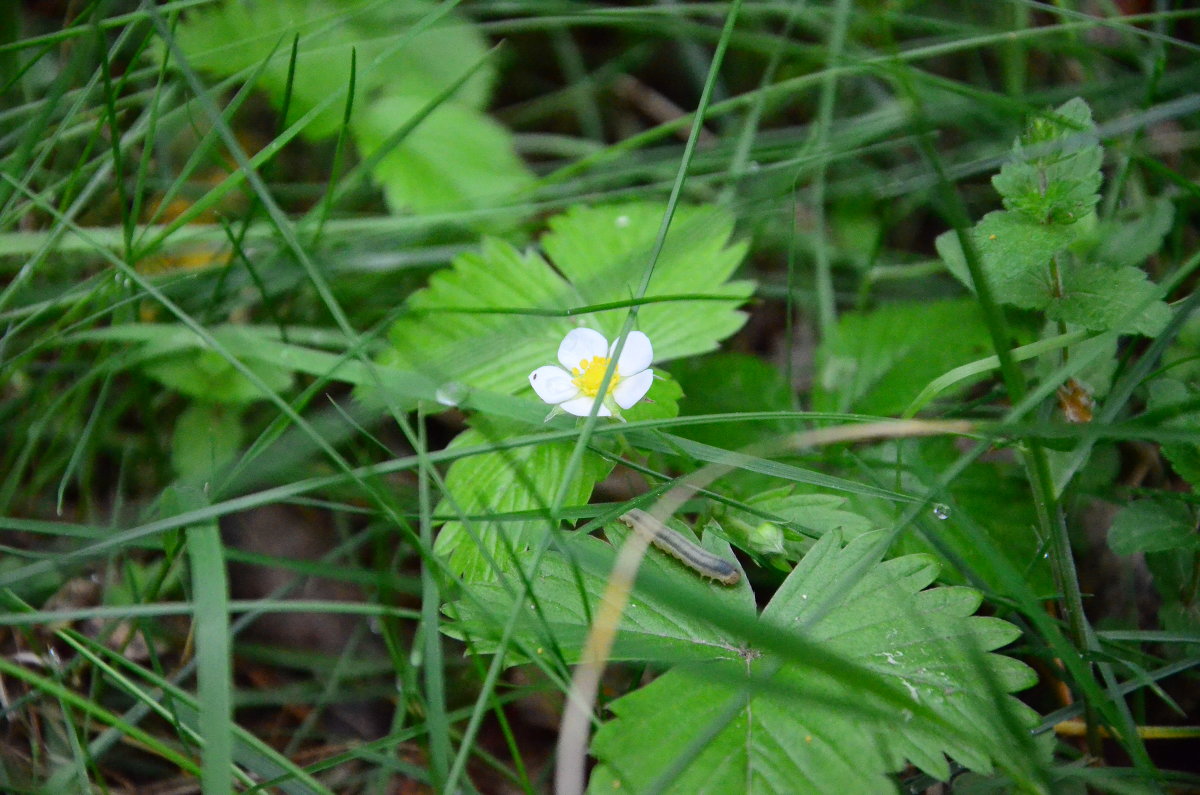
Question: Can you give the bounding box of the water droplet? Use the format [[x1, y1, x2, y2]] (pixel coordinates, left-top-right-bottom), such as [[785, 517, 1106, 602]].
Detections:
[[615, 214, 630, 228], [932, 503, 950, 520], [435, 382, 469, 407]]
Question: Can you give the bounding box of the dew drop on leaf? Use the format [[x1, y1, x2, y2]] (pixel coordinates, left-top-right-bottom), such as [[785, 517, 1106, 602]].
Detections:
[[932, 503, 951, 520], [435, 381, 470, 407]]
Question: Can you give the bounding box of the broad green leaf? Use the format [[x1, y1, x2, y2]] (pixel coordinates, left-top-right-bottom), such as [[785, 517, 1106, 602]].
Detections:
[[173, 0, 494, 139], [1146, 378, 1200, 489], [748, 489, 874, 553], [1046, 263, 1170, 336], [1092, 197, 1175, 270], [447, 520, 755, 661], [142, 342, 294, 405], [844, 438, 1054, 597], [353, 95, 533, 215], [991, 97, 1102, 225], [935, 212, 1077, 310], [813, 298, 994, 414], [432, 424, 613, 582], [172, 402, 244, 480], [670, 353, 794, 450], [376, 203, 753, 408], [719, 486, 874, 565], [619, 370, 683, 423], [1145, 546, 1200, 656], [539, 204, 753, 354], [587, 531, 1039, 793], [1109, 499, 1197, 556]]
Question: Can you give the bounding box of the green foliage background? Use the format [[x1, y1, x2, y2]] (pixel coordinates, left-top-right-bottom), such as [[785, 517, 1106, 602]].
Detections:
[[2, 1, 1198, 793]]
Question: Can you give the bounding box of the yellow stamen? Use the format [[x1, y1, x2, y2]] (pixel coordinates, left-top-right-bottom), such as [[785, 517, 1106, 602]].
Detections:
[[571, 355, 620, 397]]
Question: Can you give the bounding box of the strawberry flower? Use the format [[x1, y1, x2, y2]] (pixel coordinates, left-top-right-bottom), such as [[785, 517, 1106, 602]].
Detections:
[[529, 328, 654, 420]]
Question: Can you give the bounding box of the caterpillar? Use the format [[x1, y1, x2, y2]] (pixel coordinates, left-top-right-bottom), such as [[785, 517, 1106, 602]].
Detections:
[[617, 509, 741, 586]]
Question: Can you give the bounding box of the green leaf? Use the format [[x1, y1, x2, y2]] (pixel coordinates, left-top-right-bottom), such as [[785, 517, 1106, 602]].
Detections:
[[447, 520, 754, 661], [1109, 499, 1198, 556], [172, 402, 244, 480], [620, 370, 683, 424], [142, 341, 294, 405], [174, 0, 494, 139], [587, 531, 1039, 792], [813, 298, 994, 414], [432, 424, 614, 582], [353, 95, 533, 215], [540, 204, 753, 352], [670, 353, 794, 450], [935, 212, 1078, 310], [1146, 378, 1200, 489], [720, 486, 874, 563], [1046, 263, 1171, 336], [1092, 197, 1175, 270], [991, 97, 1103, 225], [375, 203, 753, 408]]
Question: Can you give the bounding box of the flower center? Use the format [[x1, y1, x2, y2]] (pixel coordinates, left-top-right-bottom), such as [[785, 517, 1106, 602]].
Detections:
[[572, 356, 620, 397]]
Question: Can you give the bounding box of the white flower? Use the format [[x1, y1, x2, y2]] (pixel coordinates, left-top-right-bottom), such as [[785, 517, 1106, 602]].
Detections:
[[529, 328, 654, 419]]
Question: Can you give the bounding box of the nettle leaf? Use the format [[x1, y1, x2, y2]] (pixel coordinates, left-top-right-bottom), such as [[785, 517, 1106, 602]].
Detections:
[[1046, 262, 1170, 336], [1109, 499, 1198, 556], [586, 531, 1038, 793], [174, 0, 494, 139], [936, 212, 1078, 310], [448, 521, 754, 661], [377, 203, 753, 405], [1146, 378, 1200, 489], [991, 97, 1102, 225], [353, 95, 533, 215], [813, 298, 994, 414], [1092, 197, 1175, 270], [432, 424, 614, 582]]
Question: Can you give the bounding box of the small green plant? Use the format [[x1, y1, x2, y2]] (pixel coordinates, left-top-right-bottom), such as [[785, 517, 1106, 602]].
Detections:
[[935, 97, 1170, 338], [4, 4, 1199, 793]]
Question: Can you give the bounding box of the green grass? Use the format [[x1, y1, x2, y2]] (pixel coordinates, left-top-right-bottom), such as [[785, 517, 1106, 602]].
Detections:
[[3, 1, 1200, 792]]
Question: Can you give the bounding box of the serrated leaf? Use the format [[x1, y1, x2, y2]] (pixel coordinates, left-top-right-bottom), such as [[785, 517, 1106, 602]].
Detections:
[[1146, 378, 1200, 489], [727, 487, 874, 559], [1046, 263, 1170, 336], [540, 204, 753, 355], [432, 425, 613, 582], [587, 531, 1039, 793], [174, 0, 494, 139], [813, 298, 994, 415], [353, 95, 533, 215], [375, 203, 753, 408], [992, 97, 1103, 225], [1109, 499, 1198, 556], [935, 212, 1078, 310], [1093, 197, 1175, 270], [447, 521, 755, 660]]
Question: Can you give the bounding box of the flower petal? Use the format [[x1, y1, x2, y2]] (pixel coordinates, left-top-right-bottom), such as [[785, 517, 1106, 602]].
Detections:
[[612, 368, 653, 409], [529, 366, 579, 404], [558, 328, 609, 371], [560, 395, 611, 417], [612, 330, 653, 376]]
